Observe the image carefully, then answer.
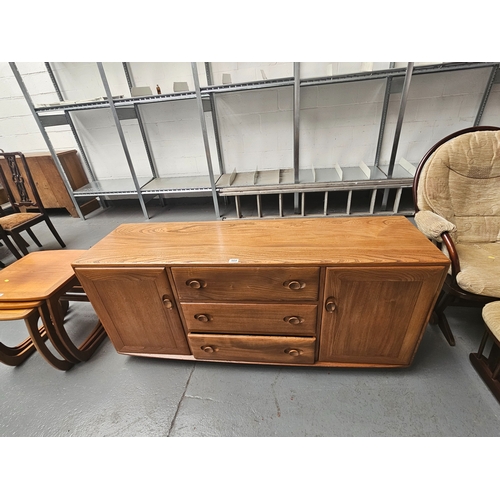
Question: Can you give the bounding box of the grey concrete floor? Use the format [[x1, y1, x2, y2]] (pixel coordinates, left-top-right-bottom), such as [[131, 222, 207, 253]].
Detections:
[[1, 196, 499, 438]]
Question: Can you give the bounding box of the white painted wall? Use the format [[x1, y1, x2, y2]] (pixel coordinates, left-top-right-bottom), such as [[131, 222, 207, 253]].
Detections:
[[0, 62, 499, 184]]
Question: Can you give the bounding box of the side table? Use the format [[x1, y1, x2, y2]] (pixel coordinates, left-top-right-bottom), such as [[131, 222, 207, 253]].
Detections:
[[0, 250, 106, 370]]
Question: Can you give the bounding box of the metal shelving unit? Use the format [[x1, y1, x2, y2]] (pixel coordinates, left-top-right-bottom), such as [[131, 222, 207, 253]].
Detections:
[[10, 61, 499, 221]]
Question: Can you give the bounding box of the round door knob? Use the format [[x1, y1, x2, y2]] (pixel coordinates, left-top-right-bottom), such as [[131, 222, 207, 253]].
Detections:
[[285, 316, 303, 325], [162, 296, 173, 309], [286, 349, 300, 357], [187, 279, 205, 289], [201, 345, 215, 353], [195, 314, 210, 322], [325, 298, 336, 313]]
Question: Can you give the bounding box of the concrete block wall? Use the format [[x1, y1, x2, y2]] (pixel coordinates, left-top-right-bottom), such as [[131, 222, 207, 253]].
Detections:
[[0, 62, 499, 184]]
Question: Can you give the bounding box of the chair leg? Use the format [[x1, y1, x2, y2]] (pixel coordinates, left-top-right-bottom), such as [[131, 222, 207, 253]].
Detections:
[[470, 334, 500, 404], [44, 218, 66, 248], [433, 291, 456, 346], [10, 233, 29, 256], [1, 235, 23, 260], [25, 228, 42, 247]]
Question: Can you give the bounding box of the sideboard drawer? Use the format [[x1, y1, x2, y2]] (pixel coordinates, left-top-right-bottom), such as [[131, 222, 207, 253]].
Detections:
[[172, 267, 320, 302], [181, 302, 318, 335], [188, 333, 316, 364]]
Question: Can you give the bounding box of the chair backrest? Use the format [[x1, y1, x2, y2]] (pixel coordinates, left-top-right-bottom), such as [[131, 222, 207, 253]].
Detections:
[[413, 126, 500, 244], [0, 152, 45, 214]]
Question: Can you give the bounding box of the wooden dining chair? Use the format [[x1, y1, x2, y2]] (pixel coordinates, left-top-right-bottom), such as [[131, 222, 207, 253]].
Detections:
[[0, 225, 23, 268], [0, 151, 66, 255]]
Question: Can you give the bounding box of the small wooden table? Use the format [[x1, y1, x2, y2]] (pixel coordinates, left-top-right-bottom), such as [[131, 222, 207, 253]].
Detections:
[[0, 250, 106, 370]]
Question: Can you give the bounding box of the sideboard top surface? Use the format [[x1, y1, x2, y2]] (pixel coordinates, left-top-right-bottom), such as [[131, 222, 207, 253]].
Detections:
[[72, 216, 450, 267]]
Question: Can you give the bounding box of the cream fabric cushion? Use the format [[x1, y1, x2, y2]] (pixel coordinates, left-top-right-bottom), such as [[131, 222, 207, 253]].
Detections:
[[482, 301, 500, 341], [417, 130, 500, 297]]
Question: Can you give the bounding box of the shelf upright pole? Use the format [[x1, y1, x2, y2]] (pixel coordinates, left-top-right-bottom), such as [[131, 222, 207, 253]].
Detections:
[[205, 63, 226, 175], [44, 62, 98, 184], [374, 63, 395, 170], [474, 64, 499, 126], [293, 62, 301, 213], [191, 62, 220, 219], [96, 62, 150, 220], [122, 62, 159, 179], [381, 62, 414, 209], [9, 62, 86, 220]]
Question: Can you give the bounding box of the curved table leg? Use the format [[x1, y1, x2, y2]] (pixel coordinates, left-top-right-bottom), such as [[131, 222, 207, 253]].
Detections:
[[0, 310, 47, 367], [27, 304, 74, 371], [47, 295, 106, 363]]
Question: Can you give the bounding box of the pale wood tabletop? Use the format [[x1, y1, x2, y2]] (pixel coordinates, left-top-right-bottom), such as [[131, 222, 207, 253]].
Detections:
[[0, 250, 86, 301], [72, 216, 450, 267]]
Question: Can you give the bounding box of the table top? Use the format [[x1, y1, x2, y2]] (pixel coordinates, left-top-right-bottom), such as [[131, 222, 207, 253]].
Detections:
[[71, 216, 450, 267], [0, 250, 85, 302]]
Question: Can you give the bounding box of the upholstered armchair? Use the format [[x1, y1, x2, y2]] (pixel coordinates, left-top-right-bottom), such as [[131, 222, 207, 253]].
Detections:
[[413, 126, 500, 346]]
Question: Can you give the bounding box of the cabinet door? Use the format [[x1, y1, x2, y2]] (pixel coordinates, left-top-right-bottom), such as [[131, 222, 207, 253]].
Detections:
[[319, 266, 445, 366], [76, 267, 190, 355]]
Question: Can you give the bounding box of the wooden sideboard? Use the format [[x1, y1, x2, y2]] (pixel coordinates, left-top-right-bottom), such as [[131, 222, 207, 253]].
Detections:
[[0, 150, 98, 217], [72, 217, 450, 368]]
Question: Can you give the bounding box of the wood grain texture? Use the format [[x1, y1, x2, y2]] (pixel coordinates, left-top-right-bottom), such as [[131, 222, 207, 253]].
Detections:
[[71, 217, 450, 368], [319, 266, 446, 365], [71, 217, 450, 267], [75, 267, 190, 355], [188, 333, 316, 364], [172, 266, 320, 302], [182, 302, 318, 335], [0, 250, 85, 301], [0, 150, 97, 217]]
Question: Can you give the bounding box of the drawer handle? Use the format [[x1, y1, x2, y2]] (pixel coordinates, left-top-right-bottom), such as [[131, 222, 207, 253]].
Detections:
[[284, 280, 306, 290], [325, 297, 337, 313], [186, 279, 206, 289], [201, 345, 217, 353], [195, 313, 211, 323], [284, 315, 304, 325], [162, 297, 173, 309], [285, 348, 302, 357]]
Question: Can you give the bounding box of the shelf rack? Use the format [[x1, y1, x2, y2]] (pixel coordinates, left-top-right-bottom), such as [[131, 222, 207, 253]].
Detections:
[[10, 62, 500, 220]]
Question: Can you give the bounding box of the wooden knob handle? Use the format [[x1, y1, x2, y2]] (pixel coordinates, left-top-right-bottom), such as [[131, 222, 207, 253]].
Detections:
[[284, 280, 305, 290], [285, 316, 303, 325], [187, 279, 205, 289], [195, 313, 210, 322], [286, 349, 300, 357], [325, 298, 336, 313], [162, 297, 173, 309], [201, 345, 215, 353]]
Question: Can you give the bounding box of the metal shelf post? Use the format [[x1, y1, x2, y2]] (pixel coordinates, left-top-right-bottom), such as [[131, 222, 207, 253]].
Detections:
[[9, 62, 86, 220], [191, 62, 220, 219], [96, 62, 150, 220]]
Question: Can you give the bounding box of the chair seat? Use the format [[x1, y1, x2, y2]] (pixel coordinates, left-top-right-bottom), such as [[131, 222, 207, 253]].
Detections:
[[0, 212, 41, 230], [482, 302, 500, 342], [455, 242, 500, 298]]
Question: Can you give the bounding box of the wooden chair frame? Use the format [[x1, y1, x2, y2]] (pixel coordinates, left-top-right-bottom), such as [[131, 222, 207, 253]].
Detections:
[[412, 126, 500, 346], [0, 151, 65, 255]]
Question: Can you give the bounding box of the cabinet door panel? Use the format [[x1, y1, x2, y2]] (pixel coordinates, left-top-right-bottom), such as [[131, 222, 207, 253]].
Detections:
[[319, 266, 445, 365], [76, 267, 190, 355]]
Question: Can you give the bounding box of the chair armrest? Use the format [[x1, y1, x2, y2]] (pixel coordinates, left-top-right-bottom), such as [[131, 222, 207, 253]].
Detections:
[[414, 210, 456, 241]]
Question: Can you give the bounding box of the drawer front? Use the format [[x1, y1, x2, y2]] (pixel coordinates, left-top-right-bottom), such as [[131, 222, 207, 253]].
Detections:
[[188, 333, 316, 364], [181, 303, 317, 335], [172, 267, 320, 302]]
